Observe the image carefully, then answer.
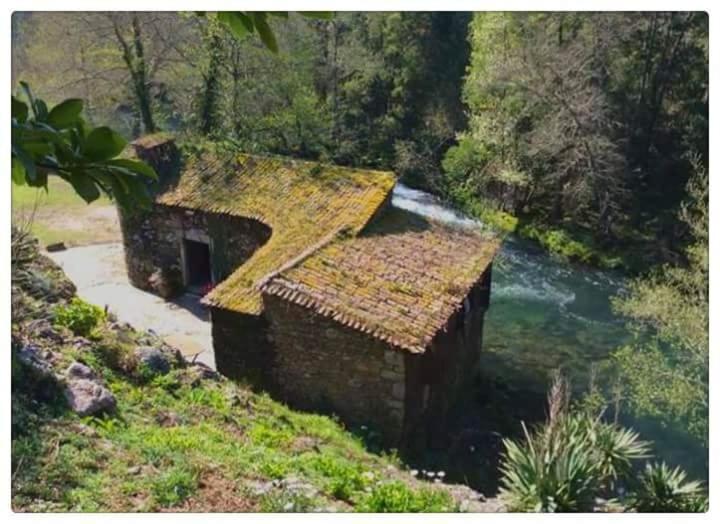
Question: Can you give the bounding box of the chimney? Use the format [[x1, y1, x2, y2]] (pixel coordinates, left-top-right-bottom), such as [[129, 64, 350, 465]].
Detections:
[[130, 133, 180, 184]]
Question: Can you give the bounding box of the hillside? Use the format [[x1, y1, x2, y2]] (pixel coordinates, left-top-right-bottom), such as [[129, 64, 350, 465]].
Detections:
[[10, 230, 498, 512]]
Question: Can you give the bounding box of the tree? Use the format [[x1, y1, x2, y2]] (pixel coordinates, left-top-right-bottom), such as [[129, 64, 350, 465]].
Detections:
[[446, 13, 707, 263], [11, 83, 157, 209], [611, 155, 708, 444]]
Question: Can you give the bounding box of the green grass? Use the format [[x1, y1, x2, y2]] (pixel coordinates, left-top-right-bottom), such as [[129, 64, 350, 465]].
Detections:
[[11, 316, 454, 512], [12, 177, 117, 247]]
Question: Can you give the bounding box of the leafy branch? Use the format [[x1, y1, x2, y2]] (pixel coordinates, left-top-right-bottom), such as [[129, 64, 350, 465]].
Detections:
[[11, 82, 157, 209]]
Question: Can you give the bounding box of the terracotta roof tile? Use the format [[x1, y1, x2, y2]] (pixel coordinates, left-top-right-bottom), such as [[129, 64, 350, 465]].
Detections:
[[154, 151, 395, 314], [262, 207, 500, 353]]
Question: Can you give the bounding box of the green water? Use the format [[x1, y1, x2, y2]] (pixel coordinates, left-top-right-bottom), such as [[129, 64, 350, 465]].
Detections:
[[485, 235, 707, 480], [392, 184, 708, 481]]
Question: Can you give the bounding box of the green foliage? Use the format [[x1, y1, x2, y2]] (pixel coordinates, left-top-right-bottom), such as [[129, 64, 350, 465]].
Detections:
[[54, 297, 106, 336], [628, 462, 707, 513], [216, 12, 331, 52], [356, 481, 456, 512], [442, 12, 707, 265], [611, 161, 708, 445], [499, 376, 651, 512], [150, 465, 199, 507], [11, 83, 157, 209], [518, 225, 595, 264]]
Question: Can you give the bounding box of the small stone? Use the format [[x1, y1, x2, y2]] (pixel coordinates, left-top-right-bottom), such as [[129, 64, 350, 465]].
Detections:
[[134, 346, 171, 375], [46, 242, 67, 252], [127, 466, 141, 475], [64, 378, 116, 416], [66, 362, 95, 380]]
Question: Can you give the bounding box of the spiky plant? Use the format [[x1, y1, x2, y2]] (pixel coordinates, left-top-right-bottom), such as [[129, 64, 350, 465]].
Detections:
[[629, 462, 707, 512], [498, 374, 652, 512]]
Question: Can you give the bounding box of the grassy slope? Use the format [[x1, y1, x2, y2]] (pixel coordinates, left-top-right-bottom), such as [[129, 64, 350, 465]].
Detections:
[[11, 245, 468, 513], [11, 177, 120, 247]]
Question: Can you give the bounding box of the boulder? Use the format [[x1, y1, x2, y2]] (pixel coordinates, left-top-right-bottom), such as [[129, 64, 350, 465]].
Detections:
[[64, 378, 116, 416], [15, 343, 53, 376], [134, 346, 172, 375]]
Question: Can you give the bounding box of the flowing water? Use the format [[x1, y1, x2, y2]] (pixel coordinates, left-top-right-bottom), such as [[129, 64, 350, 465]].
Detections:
[[392, 183, 707, 480]]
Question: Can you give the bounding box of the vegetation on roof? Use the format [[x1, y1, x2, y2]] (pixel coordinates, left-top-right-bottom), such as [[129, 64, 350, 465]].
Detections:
[[154, 149, 396, 314], [264, 207, 501, 353]]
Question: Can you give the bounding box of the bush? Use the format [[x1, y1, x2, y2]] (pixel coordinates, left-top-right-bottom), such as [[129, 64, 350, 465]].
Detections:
[[629, 462, 708, 513], [54, 297, 106, 336], [356, 481, 455, 512], [518, 224, 595, 264]]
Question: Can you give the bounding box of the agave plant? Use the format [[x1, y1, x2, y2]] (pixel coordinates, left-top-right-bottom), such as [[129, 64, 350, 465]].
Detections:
[[629, 462, 707, 512], [498, 374, 652, 512]]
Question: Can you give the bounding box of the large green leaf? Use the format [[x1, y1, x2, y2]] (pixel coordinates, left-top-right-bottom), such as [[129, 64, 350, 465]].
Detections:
[[47, 98, 83, 129], [12, 96, 28, 123], [68, 172, 101, 203], [83, 127, 127, 161], [252, 13, 278, 53], [217, 12, 252, 38], [11, 157, 26, 185], [12, 145, 37, 185], [106, 158, 159, 180]]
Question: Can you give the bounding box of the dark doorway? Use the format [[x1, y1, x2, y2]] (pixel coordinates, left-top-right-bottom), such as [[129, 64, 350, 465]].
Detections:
[[184, 239, 212, 291]]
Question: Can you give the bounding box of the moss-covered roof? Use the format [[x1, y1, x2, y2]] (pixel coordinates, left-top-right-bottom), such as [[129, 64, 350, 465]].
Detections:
[[154, 151, 396, 314], [262, 208, 501, 353]]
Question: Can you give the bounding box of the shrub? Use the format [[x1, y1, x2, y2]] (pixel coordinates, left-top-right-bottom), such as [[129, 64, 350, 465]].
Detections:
[[356, 481, 455, 512], [629, 462, 708, 513], [54, 297, 106, 336]]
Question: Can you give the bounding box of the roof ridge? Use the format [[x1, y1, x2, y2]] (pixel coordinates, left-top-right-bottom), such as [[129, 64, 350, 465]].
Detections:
[[256, 225, 350, 291]]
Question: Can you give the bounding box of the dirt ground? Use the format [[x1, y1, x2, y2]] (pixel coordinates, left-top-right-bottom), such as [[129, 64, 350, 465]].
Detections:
[[47, 243, 215, 369]]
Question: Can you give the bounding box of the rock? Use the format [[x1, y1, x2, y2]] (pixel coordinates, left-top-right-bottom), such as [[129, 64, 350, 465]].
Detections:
[[64, 378, 116, 416], [46, 242, 67, 252], [127, 466, 142, 475], [134, 346, 171, 375], [189, 362, 219, 381], [66, 362, 96, 380], [16, 343, 54, 376], [26, 319, 66, 343]]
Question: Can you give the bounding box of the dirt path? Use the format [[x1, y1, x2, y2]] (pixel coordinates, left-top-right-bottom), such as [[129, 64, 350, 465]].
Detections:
[[47, 243, 215, 369]]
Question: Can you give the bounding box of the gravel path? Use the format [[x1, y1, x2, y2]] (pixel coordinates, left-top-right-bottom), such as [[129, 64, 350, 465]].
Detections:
[[47, 243, 215, 369]]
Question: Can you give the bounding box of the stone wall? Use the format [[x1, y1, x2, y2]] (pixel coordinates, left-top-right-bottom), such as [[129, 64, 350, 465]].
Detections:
[[404, 266, 493, 449], [211, 307, 273, 386], [210, 264, 493, 449], [261, 293, 406, 443], [119, 204, 271, 297]]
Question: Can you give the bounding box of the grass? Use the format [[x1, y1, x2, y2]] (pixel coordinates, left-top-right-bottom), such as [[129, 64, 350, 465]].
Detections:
[[11, 177, 119, 248], [12, 300, 457, 512]]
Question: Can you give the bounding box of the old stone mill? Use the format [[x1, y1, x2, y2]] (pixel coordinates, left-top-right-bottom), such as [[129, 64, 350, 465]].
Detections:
[[119, 134, 501, 446]]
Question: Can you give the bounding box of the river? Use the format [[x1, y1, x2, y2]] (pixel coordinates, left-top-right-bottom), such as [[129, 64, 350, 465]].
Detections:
[[392, 183, 707, 482]]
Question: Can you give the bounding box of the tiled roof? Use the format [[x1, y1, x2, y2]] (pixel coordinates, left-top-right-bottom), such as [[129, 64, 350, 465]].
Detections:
[[154, 151, 396, 314], [262, 207, 501, 353]]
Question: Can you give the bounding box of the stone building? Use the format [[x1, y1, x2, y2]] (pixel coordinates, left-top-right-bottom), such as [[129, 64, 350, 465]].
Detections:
[[120, 134, 501, 447]]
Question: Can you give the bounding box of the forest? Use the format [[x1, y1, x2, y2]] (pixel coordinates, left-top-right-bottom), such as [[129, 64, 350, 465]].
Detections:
[[12, 12, 708, 270], [11, 11, 709, 513]]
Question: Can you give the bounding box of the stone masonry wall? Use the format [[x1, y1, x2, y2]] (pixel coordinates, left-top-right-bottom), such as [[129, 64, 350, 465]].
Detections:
[[119, 204, 271, 297], [404, 266, 492, 449], [261, 293, 406, 444], [211, 307, 272, 386]]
